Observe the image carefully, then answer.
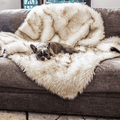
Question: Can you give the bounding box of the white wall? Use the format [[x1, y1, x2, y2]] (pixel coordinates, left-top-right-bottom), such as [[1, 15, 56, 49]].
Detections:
[[0, 0, 21, 11], [91, 0, 120, 8]]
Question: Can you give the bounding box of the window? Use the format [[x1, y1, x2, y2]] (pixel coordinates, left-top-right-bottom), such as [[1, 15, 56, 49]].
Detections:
[[45, 0, 91, 6], [21, 0, 90, 9], [46, 0, 83, 3]]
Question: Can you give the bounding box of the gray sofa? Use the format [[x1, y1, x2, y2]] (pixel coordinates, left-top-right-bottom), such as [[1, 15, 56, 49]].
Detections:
[[0, 8, 120, 118]]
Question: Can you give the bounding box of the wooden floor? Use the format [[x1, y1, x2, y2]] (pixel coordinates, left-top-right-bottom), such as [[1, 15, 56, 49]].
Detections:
[[0, 111, 119, 120]]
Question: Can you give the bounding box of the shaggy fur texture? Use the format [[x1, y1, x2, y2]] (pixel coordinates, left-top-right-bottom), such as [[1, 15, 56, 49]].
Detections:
[[15, 3, 105, 47], [0, 3, 120, 99]]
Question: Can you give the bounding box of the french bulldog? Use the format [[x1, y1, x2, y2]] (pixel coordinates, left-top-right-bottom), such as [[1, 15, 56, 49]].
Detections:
[[30, 42, 80, 61]]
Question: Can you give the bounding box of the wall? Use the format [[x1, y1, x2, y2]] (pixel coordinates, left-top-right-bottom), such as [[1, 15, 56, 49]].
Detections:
[[0, 0, 21, 11], [91, 0, 120, 8]]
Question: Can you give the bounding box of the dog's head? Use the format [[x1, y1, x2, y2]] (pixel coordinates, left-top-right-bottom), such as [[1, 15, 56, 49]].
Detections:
[[30, 43, 51, 61]]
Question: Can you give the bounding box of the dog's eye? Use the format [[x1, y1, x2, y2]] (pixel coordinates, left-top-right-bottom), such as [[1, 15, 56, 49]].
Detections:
[[44, 53, 48, 57], [38, 53, 41, 57], [38, 51, 42, 56]]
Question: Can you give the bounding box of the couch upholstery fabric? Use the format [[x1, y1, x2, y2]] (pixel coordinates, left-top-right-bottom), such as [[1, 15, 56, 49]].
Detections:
[[95, 8, 120, 38], [0, 9, 30, 33]]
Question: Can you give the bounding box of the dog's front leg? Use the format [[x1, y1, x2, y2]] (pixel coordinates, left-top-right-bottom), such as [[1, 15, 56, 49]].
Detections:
[[50, 49, 55, 57]]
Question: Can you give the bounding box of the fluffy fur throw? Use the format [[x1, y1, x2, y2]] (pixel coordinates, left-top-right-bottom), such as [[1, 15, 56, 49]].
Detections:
[[0, 3, 120, 99]]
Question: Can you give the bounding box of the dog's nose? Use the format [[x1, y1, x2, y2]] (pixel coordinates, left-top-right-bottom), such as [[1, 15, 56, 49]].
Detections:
[[41, 57, 45, 61]]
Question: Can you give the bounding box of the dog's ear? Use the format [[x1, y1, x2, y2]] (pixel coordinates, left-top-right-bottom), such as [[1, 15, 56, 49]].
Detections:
[[30, 44, 37, 53], [47, 42, 51, 49]]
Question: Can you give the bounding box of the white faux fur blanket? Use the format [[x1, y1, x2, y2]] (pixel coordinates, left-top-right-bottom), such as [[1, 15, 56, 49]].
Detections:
[[0, 3, 120, 99]]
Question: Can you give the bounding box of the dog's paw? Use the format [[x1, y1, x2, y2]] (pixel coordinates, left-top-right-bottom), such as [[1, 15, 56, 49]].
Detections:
[[0, 45, 7, 58], [3, 49, 7, 58], [0, 45, 4, 57]]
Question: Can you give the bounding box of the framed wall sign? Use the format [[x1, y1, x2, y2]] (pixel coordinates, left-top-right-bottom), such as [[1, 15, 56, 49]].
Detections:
[[21, 0, 43, 9]]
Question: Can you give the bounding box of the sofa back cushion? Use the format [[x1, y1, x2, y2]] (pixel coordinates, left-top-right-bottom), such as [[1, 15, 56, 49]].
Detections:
[[95, 8, 120, 38], [0, 9, 30, 33], [0, 8, 120, 38]]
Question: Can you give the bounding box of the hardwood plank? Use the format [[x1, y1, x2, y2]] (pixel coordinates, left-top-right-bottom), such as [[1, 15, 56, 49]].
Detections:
[[29, 113, 59, 120], [0, 111, 26, 120], [58, 115, 84, 120]]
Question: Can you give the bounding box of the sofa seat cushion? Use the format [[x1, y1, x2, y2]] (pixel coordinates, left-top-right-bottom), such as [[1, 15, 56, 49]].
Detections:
[[0, 57, 120, 94], [85, 57, 120, 93], [0, 57, 120, 117], [0, 57, 46, 91]]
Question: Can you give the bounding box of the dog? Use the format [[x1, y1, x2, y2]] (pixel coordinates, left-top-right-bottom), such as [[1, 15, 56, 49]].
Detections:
[[30, 42, 80, 61]]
